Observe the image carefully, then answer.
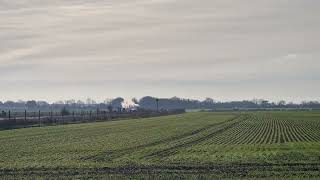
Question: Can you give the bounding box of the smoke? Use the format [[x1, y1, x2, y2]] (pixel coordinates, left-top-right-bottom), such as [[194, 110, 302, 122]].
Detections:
[[121, 99, 139, 109]]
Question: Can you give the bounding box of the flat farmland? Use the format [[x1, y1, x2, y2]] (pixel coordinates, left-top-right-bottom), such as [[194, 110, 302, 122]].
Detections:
[[0, 111, 319, 179]]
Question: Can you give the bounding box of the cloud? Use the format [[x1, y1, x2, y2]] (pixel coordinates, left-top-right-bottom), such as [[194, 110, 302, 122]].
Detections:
[[0, 0, 319, 101], [285, 54, 297, 59]]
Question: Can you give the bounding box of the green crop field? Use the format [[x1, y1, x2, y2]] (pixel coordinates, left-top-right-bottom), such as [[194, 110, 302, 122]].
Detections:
[[0, 111, 320, 179]]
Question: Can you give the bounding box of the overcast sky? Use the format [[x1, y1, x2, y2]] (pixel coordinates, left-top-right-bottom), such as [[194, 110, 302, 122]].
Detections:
[[0, 0, 319, 102]]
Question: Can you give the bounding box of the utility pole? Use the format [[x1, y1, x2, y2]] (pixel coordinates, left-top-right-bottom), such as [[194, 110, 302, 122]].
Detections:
[[97, 109, 99, 120], [39, 110, 41, 127], [156, 99, 159, 112], [24, 110, 27, 127], [50, 109, 53, 122]]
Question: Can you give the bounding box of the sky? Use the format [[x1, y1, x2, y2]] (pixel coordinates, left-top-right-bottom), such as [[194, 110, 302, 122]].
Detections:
[[0, 0, 319, 103]]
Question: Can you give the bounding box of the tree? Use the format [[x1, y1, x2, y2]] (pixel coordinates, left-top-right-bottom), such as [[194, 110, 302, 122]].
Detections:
[[26, 100, 37, 109], [4, 101, 16, 108], [0, 111, 6, 117], [132, 98, 139, 105], [37, 101, 49, 107], [107, 105, 113, 112], [61, 107, 70, 116], [54, 100, 65, 105], [103, 99, 112, 105], [86, 98, 96, 105], [65, 99, 76, 105], [111, 97, 124, 109], [77, 100, 85, 105], [278, 100, 286, 106]]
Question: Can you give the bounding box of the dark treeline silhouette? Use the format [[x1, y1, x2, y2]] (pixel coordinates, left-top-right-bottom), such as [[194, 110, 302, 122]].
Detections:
[[1, 96, 320, 112], [139, 96, 320, 110], [0, 98, 126, 112]]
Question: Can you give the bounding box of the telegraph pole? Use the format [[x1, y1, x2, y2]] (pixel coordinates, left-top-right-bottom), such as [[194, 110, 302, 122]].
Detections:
[[24, 110, 27, 127], [39, 110, 41, 127], [156, 98, 159, 112]]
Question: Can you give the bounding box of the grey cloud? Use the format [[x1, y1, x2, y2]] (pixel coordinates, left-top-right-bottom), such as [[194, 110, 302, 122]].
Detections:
[[0, 0, 319, 102]]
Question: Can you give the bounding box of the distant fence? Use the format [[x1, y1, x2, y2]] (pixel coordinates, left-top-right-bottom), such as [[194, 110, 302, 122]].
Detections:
[[0, 109, 185, 129]]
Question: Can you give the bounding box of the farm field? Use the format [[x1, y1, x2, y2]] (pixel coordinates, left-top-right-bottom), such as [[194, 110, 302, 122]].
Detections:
[[0, 111, 319, 179]]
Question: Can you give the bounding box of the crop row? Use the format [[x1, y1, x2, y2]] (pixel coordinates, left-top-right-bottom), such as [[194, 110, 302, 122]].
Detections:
[[204, 113, 320, 145]]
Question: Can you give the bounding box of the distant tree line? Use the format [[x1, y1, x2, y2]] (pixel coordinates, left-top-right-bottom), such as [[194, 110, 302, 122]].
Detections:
[[0, 97, 126, 112], [0, 96, 320, 111], [139, 96, 320, 110]]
